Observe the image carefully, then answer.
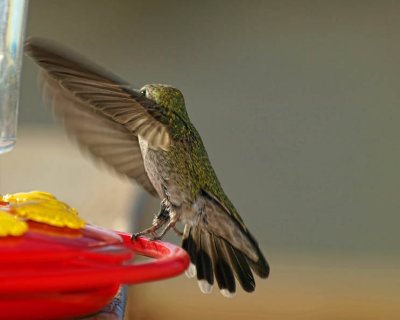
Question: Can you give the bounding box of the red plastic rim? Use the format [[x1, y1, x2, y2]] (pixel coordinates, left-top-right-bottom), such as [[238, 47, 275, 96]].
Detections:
[[0, 223, 190, 320], [0, 229, 189, 293], [0, 199, 190, 320]]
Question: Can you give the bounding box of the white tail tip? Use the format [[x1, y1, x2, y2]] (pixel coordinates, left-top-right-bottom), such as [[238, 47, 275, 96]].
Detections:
[[220, 289, 236, 298], [198, 280, 213, 294], [185, 263, 197, 278]]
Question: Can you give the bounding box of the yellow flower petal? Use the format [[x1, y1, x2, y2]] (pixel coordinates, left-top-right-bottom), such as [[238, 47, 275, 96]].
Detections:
[[3, 191, 85, 229], [0, 210, 28, 237]]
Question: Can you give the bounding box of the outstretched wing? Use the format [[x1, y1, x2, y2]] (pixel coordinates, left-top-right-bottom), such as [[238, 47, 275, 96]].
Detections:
[[25, 38, 170, 197]]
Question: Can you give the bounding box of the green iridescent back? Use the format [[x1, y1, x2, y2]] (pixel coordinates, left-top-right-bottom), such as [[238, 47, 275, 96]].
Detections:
[[144, 84, 245, 226]]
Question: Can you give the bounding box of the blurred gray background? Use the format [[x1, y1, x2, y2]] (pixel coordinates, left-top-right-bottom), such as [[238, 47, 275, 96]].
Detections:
[[2, 1, 400, 318], [19, 0, 400, 255]]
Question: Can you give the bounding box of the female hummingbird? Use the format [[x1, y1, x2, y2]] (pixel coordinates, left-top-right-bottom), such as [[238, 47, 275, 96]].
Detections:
[[25, 38, 269, 297]]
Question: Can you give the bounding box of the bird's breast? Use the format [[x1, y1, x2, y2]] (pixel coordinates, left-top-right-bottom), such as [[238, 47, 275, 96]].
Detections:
[[138, 135, 193, 206]]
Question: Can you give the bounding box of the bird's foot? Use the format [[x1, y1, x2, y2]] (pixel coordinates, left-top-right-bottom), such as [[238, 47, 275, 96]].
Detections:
[[135, 219, 183, 241], [132, 225, 161, 240], [150, 213, 181, 240], [131, 198, 170, 241], [132, 199, 183, 241]]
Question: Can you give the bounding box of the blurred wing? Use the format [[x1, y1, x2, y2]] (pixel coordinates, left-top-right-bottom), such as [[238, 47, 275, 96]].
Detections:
[[25, 38, 163, 197], [25, 37, 171, 151], [40, 72, 159, 197]]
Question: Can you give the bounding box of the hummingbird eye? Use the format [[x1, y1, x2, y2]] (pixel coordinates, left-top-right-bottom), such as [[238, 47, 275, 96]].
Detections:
[[140, 89, 146, 96]]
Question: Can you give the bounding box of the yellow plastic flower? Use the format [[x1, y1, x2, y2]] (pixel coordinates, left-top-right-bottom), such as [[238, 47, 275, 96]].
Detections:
[[0, 191, 86, 236], [0, 210, 28, 237]]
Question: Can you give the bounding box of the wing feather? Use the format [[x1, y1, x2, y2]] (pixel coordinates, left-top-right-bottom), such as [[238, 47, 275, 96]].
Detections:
[[38, 71, 158, 197], [25, 38, 171, 151]]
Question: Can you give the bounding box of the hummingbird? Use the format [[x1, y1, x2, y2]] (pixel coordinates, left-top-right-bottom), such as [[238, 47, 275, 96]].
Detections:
[[25, 38, 269, 297]]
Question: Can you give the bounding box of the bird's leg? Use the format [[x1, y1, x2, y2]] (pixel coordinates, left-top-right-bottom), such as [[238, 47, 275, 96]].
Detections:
[[132, 199, 170, 240], [172, 225, 184, 237], [150, 211, 180, 240]]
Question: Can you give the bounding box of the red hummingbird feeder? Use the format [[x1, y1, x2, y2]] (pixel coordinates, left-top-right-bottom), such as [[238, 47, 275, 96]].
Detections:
[[0, 196, 190, 320]]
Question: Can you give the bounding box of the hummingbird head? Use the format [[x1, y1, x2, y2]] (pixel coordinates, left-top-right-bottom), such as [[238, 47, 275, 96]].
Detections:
[[140, 84, 188, 118]]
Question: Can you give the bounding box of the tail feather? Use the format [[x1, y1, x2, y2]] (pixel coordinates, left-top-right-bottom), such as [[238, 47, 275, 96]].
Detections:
[[195, 230, 214, 292], [183, 226, 214, 293], [225, 243, 255, 292], [182, 225, 268, 296], [211, 235, 236, 295], [182, 226, 197, 264], [246, 232, 270, 279], [248, 255, 270, 279]]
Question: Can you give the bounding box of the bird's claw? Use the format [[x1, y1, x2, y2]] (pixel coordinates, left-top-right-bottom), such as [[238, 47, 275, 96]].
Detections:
[[131, 200, 171, 242], [131, 199, 183, 242], [132, 226, 184, 242], [131, 227, 160, 241]]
